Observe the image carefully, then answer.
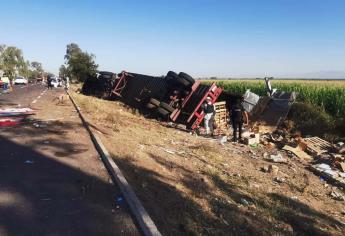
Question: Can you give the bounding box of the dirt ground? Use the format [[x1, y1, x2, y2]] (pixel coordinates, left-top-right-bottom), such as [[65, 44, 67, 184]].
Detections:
[[72, 87, 345, 236]]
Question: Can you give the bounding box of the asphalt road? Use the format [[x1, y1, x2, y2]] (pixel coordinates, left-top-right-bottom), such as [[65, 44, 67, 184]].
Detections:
[[0, 84, 46, 107], [0, 85, 140, 236]]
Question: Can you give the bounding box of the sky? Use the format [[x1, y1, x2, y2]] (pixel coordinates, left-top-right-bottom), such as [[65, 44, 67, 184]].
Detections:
[[1, 0, 345, 78]]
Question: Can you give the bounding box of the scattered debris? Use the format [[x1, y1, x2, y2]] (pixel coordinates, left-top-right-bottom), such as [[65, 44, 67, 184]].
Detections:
[[265, 153, 287, 163], [218, 136, 228, 145], [116, 196, 124, 204], [240, 198, 252, 206], [33, 122, 47, 128], [273, 177, 285, 183], [261, 166, 270, 173], [313, 164, 338, 178], [0, 107, 35, 117], [0, 107, 36, 127], [304, 137, 333, 156], [161, 148, 176, 154], [330, 190, 345, 201], [311, 163, 345, 189], [268, 165, 279, 175], [282, 145, 313, 161], [244, 133, 260, 145]]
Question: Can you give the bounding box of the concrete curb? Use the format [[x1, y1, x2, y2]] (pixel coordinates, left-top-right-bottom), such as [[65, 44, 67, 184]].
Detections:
[[67, 91, 162, 236]]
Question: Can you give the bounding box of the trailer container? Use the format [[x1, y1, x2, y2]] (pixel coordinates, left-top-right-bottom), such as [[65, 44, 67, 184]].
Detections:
[[83, 70, 223, 131]]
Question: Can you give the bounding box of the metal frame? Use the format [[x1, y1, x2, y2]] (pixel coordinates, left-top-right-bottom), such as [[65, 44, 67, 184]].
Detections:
[[170, 82, 223, 130], [110, 71, 223, 131], [187, 83, 223, 130], [111, 71, 133, 97], [170, 80, 201, 121]]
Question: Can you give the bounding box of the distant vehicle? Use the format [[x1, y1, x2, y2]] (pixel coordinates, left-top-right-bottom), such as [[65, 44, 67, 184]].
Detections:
[[14, 76, 28, 85], [36, 77, 43, 83], [51, 77, 62, 88]]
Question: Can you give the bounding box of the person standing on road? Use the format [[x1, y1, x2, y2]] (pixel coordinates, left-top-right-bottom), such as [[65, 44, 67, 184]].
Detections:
[[1, 75, 10, 93], [64, 76, 70, 90], [47, 76, 53, 90], [229, 96, 248, 142], [202, 96, 216, 136]]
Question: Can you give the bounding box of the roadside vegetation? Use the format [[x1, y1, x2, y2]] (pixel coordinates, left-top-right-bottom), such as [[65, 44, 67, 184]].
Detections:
[[0, 44, 44, 80], [204, 80, 345, 140], [59, 43, 98, 82]]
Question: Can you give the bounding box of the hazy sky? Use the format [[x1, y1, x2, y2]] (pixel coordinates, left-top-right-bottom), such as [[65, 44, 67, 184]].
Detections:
[[1, 0, 345, 78]]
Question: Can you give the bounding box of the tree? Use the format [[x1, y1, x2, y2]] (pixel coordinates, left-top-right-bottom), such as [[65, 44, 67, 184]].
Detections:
[[64, 43, 98, 82], [59, 65, 68, 78], [18, 60, 30, 79], [31, 61, 43, 73], [0, 46, 26, 79], [28, 61, 44, 80]]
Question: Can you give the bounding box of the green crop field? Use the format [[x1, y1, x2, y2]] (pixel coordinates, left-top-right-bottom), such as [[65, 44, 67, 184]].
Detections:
[[204, 80, 345, 119]]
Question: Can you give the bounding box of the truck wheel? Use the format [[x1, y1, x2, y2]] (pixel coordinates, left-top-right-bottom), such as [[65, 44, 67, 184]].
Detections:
[[146, 103, 157, 109], [157, 107, 170, 116], [149, 98, 160, 106], [176, 76, 191, 87], [178, 72, 195, 84], [160, 102, 175, 112], [167, 71, 179, 79], [183, 89, 191, 96]]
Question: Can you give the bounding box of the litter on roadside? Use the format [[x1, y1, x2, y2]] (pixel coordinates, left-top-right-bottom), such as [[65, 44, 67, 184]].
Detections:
[[264, 153, 287, 163], [0, 107, 36, 117], [33, 122, 47, 128], [0, 107, 36, 127], [330, 190, 345, 201], [282, 145, 313, 161]]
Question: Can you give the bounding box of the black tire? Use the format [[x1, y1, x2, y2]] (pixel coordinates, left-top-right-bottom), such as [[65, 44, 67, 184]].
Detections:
[[146, 103, 157, 109], [178, 72, 195, 84], [149, 98, 160, 106], [183, 89, 191, 96], [167, 71, 179, 80], [160, 102, 175, 112], [157, 107, 170, 116], [176, 76, 191, 87]]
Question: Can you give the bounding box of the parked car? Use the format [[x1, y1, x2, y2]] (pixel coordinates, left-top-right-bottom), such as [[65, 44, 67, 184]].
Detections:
[[51, 77, 62, 88], [14, 76, 28, 85]]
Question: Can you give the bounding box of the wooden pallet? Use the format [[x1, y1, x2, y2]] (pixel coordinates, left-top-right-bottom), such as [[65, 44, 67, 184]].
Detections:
[[214, 101, 229, 135], [304, 137, 332, 156]]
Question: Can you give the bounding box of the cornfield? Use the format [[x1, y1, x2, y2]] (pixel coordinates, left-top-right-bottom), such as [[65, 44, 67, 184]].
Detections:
[[204, 80, 345, 118]]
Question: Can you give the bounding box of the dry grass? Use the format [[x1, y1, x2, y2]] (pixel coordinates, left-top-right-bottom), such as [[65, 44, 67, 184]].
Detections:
[[71, 85, 345, 236]]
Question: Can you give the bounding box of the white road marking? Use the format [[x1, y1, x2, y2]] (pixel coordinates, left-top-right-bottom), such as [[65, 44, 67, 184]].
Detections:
[[20, 86, 25, 89], [32, 99, 37, 104], [37, 96, 41, 99]]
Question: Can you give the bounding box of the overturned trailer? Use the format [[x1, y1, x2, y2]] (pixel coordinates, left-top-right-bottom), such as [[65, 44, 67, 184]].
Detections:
[[82, 71, 223, 130], [242, 78, 297, 133]]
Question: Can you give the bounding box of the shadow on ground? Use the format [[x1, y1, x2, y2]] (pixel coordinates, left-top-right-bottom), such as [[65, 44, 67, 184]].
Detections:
[[1, 119, 88, 158], [112, 152, 345, 236], [0, 121, 140, 236]]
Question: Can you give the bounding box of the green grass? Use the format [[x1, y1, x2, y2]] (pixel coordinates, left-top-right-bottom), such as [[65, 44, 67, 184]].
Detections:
[[205, 79, 345, 119]]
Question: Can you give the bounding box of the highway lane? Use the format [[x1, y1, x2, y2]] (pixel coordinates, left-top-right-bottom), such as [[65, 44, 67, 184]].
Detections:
[[0, 84, 47, 108], [0, 85, 140, 236]]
